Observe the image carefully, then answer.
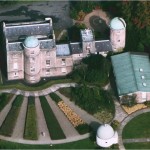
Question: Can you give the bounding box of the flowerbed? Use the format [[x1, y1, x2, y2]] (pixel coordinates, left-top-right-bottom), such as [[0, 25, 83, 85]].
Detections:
[[122, 104, 147, 114], [58, 101, 85, 127]]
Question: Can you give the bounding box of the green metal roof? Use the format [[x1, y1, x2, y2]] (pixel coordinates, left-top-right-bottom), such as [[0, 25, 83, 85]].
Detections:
[[111, 52, 150, 95]]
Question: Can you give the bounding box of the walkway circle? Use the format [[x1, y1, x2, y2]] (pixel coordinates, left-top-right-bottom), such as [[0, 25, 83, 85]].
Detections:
[[89, 15, 108, 32], [118, 108, 150, 150]]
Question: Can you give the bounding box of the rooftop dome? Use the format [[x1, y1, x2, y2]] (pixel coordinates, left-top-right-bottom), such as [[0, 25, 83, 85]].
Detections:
[[97, 124, 115, 140], [24, 36, 39, 48], [110, 17, 126, 30]]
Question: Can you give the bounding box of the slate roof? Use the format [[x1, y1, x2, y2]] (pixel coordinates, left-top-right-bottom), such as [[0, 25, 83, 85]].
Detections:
[[70, 42, 83, 54], [111, 52, 150, 96], [95, 40, 112, 52], [8, 39, 55, 51], [5, 21, 52, 42], [56, 44, 71, 56]]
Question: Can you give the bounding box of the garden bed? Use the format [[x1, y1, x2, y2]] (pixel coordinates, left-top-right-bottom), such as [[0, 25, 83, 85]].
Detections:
[[122, 104, 147, 115], [39, 96, 66, 140], [0, 95, 23, 136], [24, 96, 38, 140]]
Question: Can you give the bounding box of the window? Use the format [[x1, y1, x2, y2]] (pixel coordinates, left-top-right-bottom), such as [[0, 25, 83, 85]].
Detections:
[[30, 67, 35, 73], [30, 57, 35, 63], [61, 68, 67, 73], [30, 76, 35, 81], [118, 40, 120, 42], [46, 51, 50, 56], [14, 72, 18, 78], [13, 54, 18, 59], [142, 92, 146, 100], [13, 63, 18, 70], [62, 59, 66, 65], [46, 69, 50, 75], [31, 51, 34, 54], [46, 60, 50, 66]]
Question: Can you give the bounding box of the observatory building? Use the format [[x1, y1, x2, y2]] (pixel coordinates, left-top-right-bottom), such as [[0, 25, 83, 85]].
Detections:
[[96, 124, 118, 148], [2, 17, 126, 84]]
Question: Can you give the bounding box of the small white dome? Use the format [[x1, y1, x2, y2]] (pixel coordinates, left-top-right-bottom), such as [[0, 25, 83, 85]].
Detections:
[[97, 124, 114, 140], [24, 36, 39, 48], [110, 17, 126, 30]]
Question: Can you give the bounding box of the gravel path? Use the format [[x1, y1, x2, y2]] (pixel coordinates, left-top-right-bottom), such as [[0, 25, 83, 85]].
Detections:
[[55, 91, 102, 131], [0, 94, 17, 127], [12, 96, 28, 139], [45, 95, 79, 138], [35, 96, 51, 141]]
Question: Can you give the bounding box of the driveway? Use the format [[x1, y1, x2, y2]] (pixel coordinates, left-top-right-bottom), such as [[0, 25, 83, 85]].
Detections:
[[0, 1, 73, 30]]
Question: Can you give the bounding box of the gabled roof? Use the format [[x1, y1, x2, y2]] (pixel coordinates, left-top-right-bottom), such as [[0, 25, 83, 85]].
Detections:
[[111, 52, 150, 95]]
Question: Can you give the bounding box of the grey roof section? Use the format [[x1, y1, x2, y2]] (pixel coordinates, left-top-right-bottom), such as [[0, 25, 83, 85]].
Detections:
[[95, 40, 112, 52], [56, 44, 71, 56], [81, 29, 94, 42], [70, 42, 83, 54], [40, 39, 55, 50], [8, 39, 55, 51], [5, 23, 52, 41]]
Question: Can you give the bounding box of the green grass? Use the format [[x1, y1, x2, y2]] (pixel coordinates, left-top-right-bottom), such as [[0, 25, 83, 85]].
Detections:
[[123, 112, 150, 139], [0, 79, 72, 91], [0, 93, 14, 112], [49, 92, 61, 103], [0, 138, 98, 149], [24, 97, 38, 140], [0, 95, 23, 136], [58, 87, 72, 98], [124, 142, 150, 149], [39, 96, 66, 140]]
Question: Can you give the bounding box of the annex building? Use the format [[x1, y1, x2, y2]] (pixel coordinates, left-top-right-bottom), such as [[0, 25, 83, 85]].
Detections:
[[111, 52, 150, 103], [3, 17, 126, 84]]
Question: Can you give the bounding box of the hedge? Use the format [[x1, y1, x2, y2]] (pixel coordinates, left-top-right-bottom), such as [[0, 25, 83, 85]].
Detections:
[[0, 95, 23, 136], [24, 96, 38, 140], [39, 96, 66, 140], [49, 92, 61, 103]]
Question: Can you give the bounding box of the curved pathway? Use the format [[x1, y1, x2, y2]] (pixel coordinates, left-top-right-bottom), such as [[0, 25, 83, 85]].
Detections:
[[74, 9, 110, 28], [12, 97, 28, 139], [0, 83, 95, 145], [118, 108, 150, 150]]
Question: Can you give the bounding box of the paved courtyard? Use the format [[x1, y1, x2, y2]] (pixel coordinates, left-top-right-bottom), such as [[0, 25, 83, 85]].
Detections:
[[0, 1, 73, 30]]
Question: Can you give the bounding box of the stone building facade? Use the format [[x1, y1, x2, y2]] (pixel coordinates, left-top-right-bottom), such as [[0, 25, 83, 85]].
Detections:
[[3, 17, 126, 84]]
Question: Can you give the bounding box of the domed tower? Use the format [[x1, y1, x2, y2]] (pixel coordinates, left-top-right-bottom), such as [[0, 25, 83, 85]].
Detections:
[[96, 124, 118, 148], [110, 17, 126, 52], [23, 36, 41, 84]]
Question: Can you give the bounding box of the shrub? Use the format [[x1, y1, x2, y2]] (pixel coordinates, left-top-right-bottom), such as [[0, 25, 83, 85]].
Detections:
[[144, 101, 150, 107], [111, 120, 120, 130], [12, 95, 23, 107], [39, 96, 66, 140], [49, 92, 61, 103], [0, 95, 23, 136], [0, 93, 14, 112], [75, 124, 90, 135]]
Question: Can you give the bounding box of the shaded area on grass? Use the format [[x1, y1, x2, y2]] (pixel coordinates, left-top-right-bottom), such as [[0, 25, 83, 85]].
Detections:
[[24, 96, 38, 140], [0, 95, 23, 136], [0, 137, 98, 149], [124, 142, 150, 149], [39, 96, 66, 140], [0, 93, 14, 112], [123, 112, 150, 139]]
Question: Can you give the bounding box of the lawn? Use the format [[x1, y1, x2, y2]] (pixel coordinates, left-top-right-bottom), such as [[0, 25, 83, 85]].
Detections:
[[0, 95, 23, 136], [0, 79, 72, 91], [39, 96, 66, 140], [58, 87, 72, 98], [24, 96, 38, 140], [124, 142, 150, 149], [122, 112, 150, 139], [0, 138, 98, 149], [0, 93, 14, 112]]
